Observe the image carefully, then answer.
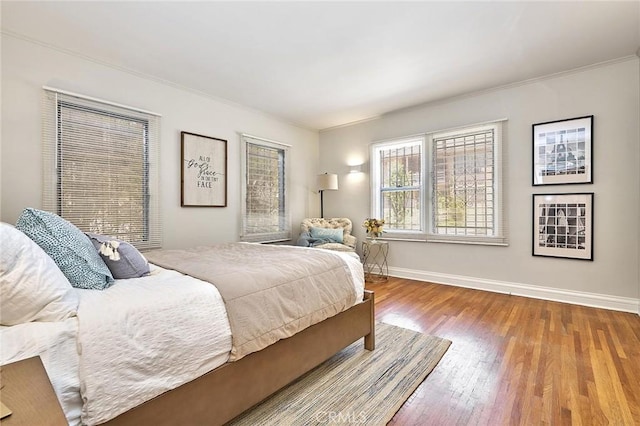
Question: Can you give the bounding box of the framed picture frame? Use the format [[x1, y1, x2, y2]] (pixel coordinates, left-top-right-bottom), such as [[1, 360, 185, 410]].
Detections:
[[532, 193, 593, 261], [181, 131, 227, 207], [532, 115, 593, 186]]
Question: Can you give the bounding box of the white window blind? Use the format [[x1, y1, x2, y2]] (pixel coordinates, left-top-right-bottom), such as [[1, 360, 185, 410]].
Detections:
[[240, 134, 291, 243], [428, 122, 507, 245], [42, 88, 162, 250]]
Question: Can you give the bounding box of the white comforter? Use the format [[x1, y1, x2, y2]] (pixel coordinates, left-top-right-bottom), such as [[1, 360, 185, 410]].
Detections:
[[76, 265, 232, 425]]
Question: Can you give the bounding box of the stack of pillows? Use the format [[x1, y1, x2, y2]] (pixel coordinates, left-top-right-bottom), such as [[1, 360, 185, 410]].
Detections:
[[1, 208, 150, 326]]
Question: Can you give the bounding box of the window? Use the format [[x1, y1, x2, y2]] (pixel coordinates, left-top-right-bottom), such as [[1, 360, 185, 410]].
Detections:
[[370, 136, 426, 240], [42, 88, 161, 250], [370, 120, 507, 245], [240, 134, 290, 243], [428, 123, 506, 245]]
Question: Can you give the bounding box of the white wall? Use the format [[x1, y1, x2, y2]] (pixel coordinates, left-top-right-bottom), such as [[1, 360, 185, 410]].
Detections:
[[320, 58, 640, 308], [1, 34, 320, 248]]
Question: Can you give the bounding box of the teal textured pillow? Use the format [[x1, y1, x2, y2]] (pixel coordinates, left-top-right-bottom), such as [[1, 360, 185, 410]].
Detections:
[[309, 226, 344, 244], [15, 208, 114, 290]]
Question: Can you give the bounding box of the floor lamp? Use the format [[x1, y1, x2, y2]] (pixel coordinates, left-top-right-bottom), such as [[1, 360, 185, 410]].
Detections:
[[317, 173, 338, 218]]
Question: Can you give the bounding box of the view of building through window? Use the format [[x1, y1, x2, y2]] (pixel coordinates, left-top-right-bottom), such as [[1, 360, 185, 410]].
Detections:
[[433, 128, 495, 236], [371, 121, 504, 245]]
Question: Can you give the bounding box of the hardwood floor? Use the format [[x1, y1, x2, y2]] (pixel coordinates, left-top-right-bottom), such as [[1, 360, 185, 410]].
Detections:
[[366, 277, 640, 426]]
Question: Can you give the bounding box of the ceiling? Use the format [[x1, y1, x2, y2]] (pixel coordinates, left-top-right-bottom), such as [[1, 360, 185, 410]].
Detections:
[[2, 1, 639, 131]]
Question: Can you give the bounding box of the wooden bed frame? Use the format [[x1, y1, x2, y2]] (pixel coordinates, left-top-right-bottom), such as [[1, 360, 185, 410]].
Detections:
[[104, 290, 375, 426]]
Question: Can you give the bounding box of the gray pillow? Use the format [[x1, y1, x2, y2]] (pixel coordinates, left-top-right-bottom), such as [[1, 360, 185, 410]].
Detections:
[[86, 233, 150, 279], [15, 208, 114, 290]]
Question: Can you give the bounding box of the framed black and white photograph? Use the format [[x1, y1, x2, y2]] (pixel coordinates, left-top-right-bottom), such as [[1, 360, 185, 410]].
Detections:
[[181, 131, 227, 207], [532, 193, 593, 261], [532, 115, 593, 186]]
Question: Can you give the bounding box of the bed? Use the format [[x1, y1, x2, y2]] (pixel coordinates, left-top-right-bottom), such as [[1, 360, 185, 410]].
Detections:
[[0, 218, 375, 426]]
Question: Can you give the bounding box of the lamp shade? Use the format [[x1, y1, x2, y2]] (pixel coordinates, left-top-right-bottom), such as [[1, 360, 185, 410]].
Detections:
[[317, 173, 338, 191]]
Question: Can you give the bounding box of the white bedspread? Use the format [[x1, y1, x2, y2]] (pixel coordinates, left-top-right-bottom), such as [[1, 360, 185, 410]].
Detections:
[[76, 266, 232, 425]]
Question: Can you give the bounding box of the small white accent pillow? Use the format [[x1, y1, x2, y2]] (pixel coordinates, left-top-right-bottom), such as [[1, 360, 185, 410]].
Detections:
[[0, 222, 79, 325]]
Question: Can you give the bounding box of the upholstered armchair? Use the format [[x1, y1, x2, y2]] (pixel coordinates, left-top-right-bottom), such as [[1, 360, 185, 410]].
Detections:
[[296, 218, 357, 253]]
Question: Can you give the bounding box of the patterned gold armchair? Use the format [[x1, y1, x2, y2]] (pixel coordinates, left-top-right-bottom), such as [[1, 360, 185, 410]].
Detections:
[[296, 218, 357, 253]]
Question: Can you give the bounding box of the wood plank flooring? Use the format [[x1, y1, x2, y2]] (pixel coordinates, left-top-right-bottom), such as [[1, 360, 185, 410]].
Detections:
[[365, 277, 640, 426]]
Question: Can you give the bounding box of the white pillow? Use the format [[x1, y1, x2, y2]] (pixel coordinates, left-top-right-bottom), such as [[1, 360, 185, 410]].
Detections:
[[0, 222, 79, 325]]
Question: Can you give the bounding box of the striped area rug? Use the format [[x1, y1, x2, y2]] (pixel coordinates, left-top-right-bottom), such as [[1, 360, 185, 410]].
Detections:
[[228, 322, 451, 425]]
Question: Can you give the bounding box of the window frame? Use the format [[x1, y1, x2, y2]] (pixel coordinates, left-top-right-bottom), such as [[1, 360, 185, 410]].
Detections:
[[370, 135, 427, 241], [426, 122, 506, 245], [369, 120, 507, 246], [42, 87, 161, 250], [239, 133, 291, 243]]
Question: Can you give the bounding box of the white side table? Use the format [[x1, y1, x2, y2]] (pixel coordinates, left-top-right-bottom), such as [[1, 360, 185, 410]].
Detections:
[[361, 240, 389, 282]]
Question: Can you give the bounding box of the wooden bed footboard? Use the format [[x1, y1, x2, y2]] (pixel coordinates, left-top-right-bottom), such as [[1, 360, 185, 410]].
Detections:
[[104, 290, 375, 426]]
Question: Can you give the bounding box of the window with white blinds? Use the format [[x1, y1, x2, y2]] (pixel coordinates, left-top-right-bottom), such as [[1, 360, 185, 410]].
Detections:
[[42, 88, 161, 250], [240, 134, 291, 243], [427, 122, 507, 245]]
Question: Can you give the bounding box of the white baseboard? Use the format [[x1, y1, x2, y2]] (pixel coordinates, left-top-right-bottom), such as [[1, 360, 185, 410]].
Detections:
[[388, 266, 640, 315]]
